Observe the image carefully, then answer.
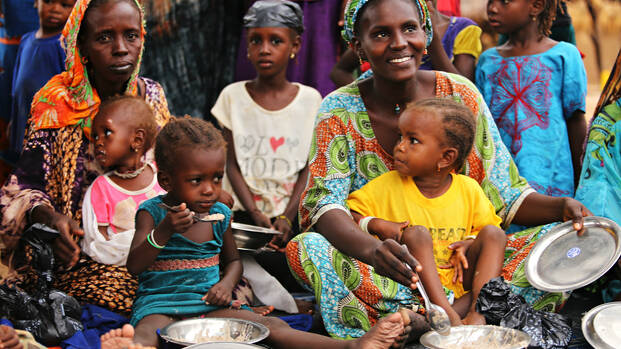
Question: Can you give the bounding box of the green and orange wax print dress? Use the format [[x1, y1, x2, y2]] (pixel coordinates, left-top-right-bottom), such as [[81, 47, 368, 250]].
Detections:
[[286, 72, 566, 340]]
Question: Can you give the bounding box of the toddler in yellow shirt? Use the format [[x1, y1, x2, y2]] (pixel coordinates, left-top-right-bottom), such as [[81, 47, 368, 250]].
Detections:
[[347, 98, 507, 326]]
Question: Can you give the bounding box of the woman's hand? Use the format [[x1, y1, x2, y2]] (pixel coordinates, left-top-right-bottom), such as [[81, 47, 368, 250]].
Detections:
[[368, 218, 409, 241], [439, 239, 474, 283], [371, 239, 422, 289], [561, 197, 592, 235], [160, 203, 194, 235], [218, 190, 235, 209], [202, 280, 233, 307], [31, 205, 83, 268]]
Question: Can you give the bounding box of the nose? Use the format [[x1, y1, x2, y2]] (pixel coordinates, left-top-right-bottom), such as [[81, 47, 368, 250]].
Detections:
[[202, 181, 215, 196], [394, 138, 406, 153], [112, 35, 129, 56], [487, 0, 498, 15], [390, 31, 407, 51], [259, 41, 270, 55]]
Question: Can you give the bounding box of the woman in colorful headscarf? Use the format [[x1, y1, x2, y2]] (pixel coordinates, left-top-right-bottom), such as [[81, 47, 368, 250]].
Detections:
[[0, 0, 171, 315], [286, 0, 591, 340]]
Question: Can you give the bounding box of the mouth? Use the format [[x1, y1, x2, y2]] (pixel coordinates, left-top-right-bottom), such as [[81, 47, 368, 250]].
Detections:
[[46, 17, 63, 24], [257, 60, 273, 69], [488, 19, 501, 27], [109, 63, 134, 74], [388, 56, 413, 64], [194, 201, 215, 212]]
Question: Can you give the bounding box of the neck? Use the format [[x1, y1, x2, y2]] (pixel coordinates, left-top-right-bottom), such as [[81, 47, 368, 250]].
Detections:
[[506, 23, 543, 48], [92, 75, 129, 101], [36, 27, 62, 39], [372, 74, 420, 113], [254, 72, 290, 92], [413, 172, 452, 199], [113, 154, 143, 174]]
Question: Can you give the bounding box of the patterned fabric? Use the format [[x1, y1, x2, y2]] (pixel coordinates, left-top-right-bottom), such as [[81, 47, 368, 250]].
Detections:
[[131, 196, 232, 325], [287, 72, 581, 339], [476, 42, 587, 197], [341, 0, 432, 47], [29, 0, 146, 136], [148, 255, 220, 272]]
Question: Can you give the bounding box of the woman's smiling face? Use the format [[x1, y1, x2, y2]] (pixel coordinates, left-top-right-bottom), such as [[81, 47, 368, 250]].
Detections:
[[79, 0, 142, 89], [353, 0, 427, 83]]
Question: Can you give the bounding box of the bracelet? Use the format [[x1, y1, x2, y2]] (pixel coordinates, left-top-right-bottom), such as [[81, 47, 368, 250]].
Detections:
[[276, 215, 292, 228], [147, 230, 165, 249], [359, 216, 375, 234]]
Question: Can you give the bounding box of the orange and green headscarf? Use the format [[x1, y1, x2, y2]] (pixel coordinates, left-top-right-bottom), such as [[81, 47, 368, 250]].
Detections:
[[29, 0, 146, 137]]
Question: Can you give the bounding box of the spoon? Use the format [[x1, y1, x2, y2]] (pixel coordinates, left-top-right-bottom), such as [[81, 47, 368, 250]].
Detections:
[[157, 202, 225, 222], [401, 245, 451, 336]]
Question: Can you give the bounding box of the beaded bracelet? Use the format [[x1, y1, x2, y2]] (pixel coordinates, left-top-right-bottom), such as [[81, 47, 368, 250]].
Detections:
[[147, 230, 165, 249], [276, 215, 292, 228]]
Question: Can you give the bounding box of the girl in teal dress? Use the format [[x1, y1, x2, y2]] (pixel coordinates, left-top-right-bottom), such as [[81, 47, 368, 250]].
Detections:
[[114, 117, 413, 349]]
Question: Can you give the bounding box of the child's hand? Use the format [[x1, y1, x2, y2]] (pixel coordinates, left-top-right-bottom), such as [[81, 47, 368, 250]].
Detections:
[[202, 281, 233, 307], [369, 218, 409, 242], [249, 209, 273, 229], [161, 203, 194, 235], [0, 325, 23, 349], [439, 239, 474, 283], [269, 218, 293, 251]]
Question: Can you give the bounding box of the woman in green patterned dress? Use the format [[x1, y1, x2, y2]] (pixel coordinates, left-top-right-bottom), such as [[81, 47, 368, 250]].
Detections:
[[285, 0, 591, 340]]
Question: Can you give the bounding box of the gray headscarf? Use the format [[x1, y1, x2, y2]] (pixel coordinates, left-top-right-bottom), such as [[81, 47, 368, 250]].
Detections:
[[243, 0, 304, 34]]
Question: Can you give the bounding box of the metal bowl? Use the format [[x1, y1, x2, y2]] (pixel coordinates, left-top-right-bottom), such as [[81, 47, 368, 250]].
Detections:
[[420, 325, 531, 349], [185, 343, 264, 349], [159, 318, 269, 346], [582, 302, 621, 349], [525, 216, 621, 292], [232, 222, 281, 252]]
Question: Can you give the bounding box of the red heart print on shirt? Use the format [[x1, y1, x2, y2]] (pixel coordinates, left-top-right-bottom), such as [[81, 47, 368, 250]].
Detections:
[[270, 137, 285, 153]]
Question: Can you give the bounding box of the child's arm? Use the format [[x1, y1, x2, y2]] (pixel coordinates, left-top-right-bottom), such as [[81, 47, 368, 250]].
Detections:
[[351, 211, 409, 242], [202, 224, 242, 307], [126, 203, 194, 275], [270, 165, 309, 248], [567, 110, 587, 187], [222, 128, 272, 228]]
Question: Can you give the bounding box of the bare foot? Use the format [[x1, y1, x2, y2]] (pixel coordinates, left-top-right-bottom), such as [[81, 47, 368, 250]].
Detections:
[[355, 313, 404, 349], [462, 311, 486, 325], [251, 305, 275, 316], [100, 324, 156, 349], [393, 308, 430, 347], [0, 325, 23, 349], [446, 308, 463, 327], [295, 299, 315, 314]]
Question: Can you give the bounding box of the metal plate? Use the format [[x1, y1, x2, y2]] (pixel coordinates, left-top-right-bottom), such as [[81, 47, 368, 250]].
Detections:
[[231, 222, 281, 235], [160, 318, 269, 346], [525, 216, 621, 292], [582, 302, 621, 349], [420, 325, 531, 349]]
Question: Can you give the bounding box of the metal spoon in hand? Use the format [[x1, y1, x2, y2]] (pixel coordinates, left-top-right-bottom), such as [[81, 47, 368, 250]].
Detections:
[[402, 245, 451, 336]]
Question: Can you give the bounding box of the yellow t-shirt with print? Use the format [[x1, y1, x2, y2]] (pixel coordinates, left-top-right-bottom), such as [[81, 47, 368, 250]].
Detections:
[[347, 171, 501, 298]]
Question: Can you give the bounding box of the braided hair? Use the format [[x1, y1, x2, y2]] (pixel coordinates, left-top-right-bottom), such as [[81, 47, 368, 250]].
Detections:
[[536, 0, 561, 36]]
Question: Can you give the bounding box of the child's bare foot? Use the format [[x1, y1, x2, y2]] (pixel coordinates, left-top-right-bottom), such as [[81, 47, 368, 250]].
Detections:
[[100, 324, 156, 349], [462, 311, 486, 325], [0, 325, 23, 349], [251, 305, 275, 316], [295, 299, 314, 314], [393, 308, 430, 347], [355, 312, 404, 349]]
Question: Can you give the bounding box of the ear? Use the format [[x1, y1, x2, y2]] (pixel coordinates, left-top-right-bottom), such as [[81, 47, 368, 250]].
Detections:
[[291, 34, 302, 55], [438, 147, 458, 172], [131, 128, 146, 153], [158, 170, 171, 192], [350, 37, 366, 61], [530, 0, 544, 17]]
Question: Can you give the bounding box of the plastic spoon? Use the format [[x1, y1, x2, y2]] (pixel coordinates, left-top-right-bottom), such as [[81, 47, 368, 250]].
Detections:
[[401, 245, 451, 336]]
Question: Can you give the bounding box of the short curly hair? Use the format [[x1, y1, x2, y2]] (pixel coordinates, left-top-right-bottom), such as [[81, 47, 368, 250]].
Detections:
[[403, 98, 475, 171], [536, 0, 560, 36], [154, 116, 226, 174], [96, 95, 157, 153]]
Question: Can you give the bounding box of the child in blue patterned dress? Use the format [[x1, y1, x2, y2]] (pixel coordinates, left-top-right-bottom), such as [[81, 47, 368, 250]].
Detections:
[[113, 117, 410, 349], [476, 0, 587, 201]]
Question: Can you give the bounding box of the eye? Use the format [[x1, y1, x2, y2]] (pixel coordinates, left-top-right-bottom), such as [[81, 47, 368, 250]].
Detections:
[[190, 178, 201, 185], [409, 137, 419, 145], [104, 129, 112, 137], [126, 31, 139, 41], [503, 0, 511, 4], [249, 37, 261, 45], [373, 31, 388, 39], [270, 38, 283, 45], [214, 175, 223, 184], [404, 24, 419, 33], [97, 33, 111, 43]]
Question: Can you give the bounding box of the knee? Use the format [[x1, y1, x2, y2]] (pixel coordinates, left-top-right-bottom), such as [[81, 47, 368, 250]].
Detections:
[[478, 225, 507, 247], [259, 316, 290, 332], [401, 225, 432, 247]]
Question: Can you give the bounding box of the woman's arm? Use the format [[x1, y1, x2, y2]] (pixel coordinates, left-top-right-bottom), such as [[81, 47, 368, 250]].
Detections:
[[126, 203, 194, 275], [30, 204, 83, 267], [222, 128, 271, 227], [567, 110, 587, 187], [512, 192, 591, 233]]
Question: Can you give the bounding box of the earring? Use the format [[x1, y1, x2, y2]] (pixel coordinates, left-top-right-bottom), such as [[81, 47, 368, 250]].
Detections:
[[423, 48, 428, 55], [359, 57, 364, 66], [290, 53, 296, 59], [246, 52, 250, 59], [436, 164, 441, 174], [81, 56, 89, 64], [531, 15, 536, 22]]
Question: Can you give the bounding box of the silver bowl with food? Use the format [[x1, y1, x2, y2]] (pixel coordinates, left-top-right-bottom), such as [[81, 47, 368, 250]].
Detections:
[[185, 343, 264, 348], [159, 318, 269, 347], [231, 222, 282, 252], [420, 325, 531, 349]]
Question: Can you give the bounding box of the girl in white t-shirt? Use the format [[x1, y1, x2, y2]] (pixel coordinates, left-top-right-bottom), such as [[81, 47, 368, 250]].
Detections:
[[212, 0, 321, 249]]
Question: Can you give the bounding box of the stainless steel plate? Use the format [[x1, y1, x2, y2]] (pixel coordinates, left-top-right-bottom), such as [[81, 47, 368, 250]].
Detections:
[[525, 216, 621, 292], [582, 302, 621, 349], [160, 318, 269, 346], [420, 325, 531, 349], [231, 222, 281, 235], [232, 222, 281, 252]]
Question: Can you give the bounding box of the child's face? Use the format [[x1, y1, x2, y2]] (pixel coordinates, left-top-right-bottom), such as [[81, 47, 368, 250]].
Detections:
[[37, 0, 75, 34], [247, 27, 300, 78], [393, 110, 447, 178], [486, 0, 535, 35], [161, 148, 225, 214], [92, 104, 136, 169]]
